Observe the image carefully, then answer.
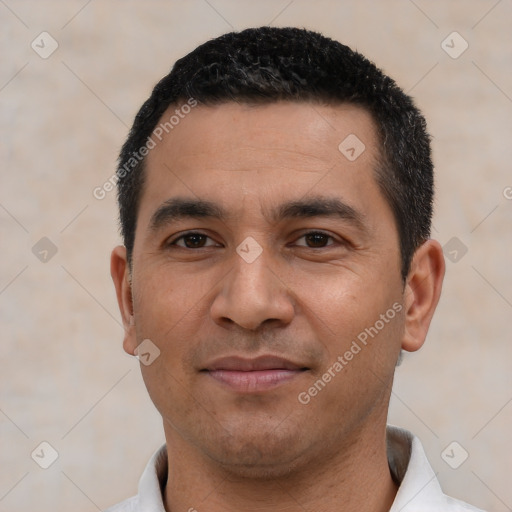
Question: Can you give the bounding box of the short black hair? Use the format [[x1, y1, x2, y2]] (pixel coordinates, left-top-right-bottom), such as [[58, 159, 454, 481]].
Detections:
[[116, 26, 433, 281]]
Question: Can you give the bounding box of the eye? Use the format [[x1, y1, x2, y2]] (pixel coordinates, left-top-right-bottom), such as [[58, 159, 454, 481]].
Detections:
[[168, 232, 219, 249], [295, 231, 336, 248]]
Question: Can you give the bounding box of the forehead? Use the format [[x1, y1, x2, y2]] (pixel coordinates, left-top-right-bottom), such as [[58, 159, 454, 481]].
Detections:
[[139, 101, 385, 226], [147, 101, 379, 168]]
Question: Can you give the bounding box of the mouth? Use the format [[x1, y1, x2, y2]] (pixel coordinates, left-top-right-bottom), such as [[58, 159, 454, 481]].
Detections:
[[201, 355, 309, 393]]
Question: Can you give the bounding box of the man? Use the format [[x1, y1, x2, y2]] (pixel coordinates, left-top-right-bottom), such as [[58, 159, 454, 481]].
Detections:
[[108, 26, 483, 511]]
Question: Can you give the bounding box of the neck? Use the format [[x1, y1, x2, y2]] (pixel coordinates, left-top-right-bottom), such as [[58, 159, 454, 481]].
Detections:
[[162, 414, 398, 512]]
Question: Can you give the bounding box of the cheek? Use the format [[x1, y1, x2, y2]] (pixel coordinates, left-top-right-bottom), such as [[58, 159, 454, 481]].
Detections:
[[131, 271, 206, 380], [294, 268, 396, 336], [298, 272, 404, 389], [133, 263, 216, 330], [132, 269, 210, 419]]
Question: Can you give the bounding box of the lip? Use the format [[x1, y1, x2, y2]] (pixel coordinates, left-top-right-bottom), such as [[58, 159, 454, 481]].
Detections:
[[202, 355, 308, 393]]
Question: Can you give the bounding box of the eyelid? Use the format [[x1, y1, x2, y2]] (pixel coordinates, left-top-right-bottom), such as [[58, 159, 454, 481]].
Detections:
[[165, 229, 347, 249], [166, 230, 221, 248], [293, 230, 340, 247]]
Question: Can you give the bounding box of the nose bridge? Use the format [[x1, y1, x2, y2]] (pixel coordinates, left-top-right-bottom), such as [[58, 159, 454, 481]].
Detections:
[[232, 244, 271, 296], [210, 240, 294, 330]]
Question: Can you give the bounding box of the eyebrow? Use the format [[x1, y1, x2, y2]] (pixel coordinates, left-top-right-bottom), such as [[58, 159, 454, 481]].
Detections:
[[273, 197, 364, 227], [149, 197, 225, 232], [148, 196, 365, 232]]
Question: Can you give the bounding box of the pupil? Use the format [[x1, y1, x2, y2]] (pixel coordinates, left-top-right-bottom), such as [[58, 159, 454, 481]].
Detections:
[[186, 234, 204, 248], [307, 233, 326, 247]]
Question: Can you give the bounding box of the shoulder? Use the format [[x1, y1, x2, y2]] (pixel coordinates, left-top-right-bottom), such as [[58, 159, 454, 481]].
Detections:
[[386, 425, 487, 512], [103, 495, 138, 512]]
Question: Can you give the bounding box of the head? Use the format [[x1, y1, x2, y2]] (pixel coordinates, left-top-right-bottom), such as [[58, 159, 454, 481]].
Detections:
[[111, 27, 444, 478]]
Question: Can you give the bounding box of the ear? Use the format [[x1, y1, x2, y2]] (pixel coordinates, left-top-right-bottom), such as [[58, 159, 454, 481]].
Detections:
[[110, 246, 137, 356], [402, 239, 445, 352]]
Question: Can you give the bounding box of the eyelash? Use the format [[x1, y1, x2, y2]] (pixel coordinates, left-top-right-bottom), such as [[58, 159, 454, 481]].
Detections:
[[166, 231, 341, 249]]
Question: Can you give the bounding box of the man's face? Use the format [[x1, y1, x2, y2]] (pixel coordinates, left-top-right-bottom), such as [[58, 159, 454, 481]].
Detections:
[[123, 102, 407, 475]]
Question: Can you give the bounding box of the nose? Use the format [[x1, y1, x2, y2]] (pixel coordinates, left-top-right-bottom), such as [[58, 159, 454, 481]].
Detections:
[[210, 245, 295, 331]]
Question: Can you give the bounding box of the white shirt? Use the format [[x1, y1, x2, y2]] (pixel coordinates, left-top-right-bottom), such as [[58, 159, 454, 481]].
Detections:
[[105, 425, 485, 512]]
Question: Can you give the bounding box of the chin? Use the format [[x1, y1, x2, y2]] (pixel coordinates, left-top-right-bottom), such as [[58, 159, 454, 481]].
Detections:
[[210, 443, 305, 480], [219, 459, 301, 480], [198, 419, 310, 479]]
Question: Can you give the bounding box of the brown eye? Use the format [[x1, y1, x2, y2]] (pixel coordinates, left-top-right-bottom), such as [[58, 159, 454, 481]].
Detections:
[[296, 232, 334, 248], [183, 234, 207, 248], [170, 232, 217, 249], [306, 233, 330, 247]]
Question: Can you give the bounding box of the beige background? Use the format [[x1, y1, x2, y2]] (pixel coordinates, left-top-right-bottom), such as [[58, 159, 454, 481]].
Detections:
[[1, 1, 511, 511]]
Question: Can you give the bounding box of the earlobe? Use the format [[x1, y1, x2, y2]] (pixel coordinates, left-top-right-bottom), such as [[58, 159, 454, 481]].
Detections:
[[110, 246, 137, 356], [401, 239, 445, 352]]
